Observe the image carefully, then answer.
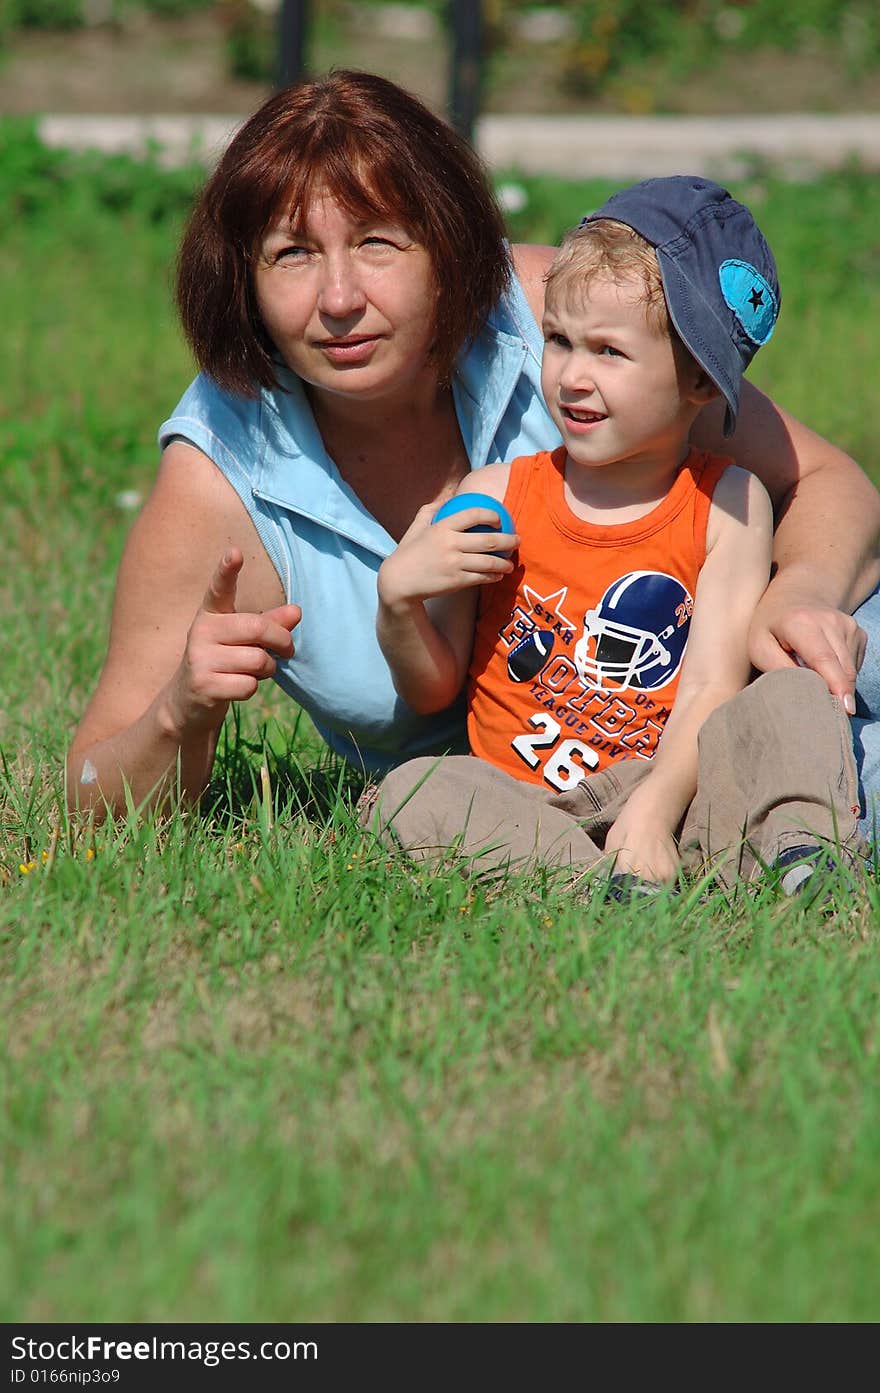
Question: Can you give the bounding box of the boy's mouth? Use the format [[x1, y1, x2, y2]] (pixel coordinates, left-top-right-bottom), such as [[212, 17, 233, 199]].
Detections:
[[562, 406, 606, 425]]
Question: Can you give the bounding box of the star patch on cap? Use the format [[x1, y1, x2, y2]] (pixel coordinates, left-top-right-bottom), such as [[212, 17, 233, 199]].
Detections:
[[718, 259, 778, 345]]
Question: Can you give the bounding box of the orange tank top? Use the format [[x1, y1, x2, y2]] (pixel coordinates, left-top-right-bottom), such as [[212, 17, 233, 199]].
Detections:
[[467, 445, 730, 793]]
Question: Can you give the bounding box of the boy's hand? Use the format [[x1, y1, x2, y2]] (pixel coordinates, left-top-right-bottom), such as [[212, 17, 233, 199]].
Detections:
[[378, 502, 519, 611], [604, 798, 680, 884]]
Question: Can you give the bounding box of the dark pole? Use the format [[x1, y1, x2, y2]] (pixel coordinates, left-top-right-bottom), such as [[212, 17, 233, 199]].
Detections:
[[448, 0, 483, 144], [277, 0, 309, 89]]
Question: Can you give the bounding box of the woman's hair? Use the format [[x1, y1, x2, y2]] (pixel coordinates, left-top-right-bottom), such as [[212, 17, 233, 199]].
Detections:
[[544, 218, 672, 337], [176, 69, 511, 397]]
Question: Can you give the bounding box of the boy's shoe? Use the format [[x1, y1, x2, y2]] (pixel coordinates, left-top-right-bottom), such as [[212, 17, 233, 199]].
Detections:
[[770, 844, 854, 897], [605, 872, 669, 904]]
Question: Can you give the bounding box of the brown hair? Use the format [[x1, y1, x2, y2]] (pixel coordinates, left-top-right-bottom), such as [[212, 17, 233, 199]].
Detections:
[[176, 69, 511, 397], [545, 218, 672, 336]]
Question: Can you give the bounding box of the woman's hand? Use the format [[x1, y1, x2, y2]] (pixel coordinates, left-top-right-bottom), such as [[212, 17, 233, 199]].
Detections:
[[748, 581, 866, 714], [377, 503, 518, 612], [163, 549, 302, 736]]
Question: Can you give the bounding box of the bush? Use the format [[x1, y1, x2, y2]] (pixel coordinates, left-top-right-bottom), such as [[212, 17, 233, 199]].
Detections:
[[559, 0, 880, 97], [222, 0, 273, 82], [5, 0, 218, 31], [13, 0, 84, 28], [136, 0, 216, 15], [0, 117, 202, 231]]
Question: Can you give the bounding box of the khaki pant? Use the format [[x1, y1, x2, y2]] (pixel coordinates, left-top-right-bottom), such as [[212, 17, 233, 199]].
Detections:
[[360, 670, 866, 890]]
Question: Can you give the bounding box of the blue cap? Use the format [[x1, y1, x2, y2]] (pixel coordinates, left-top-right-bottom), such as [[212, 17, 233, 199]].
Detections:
[[580, 176, 780, 436]]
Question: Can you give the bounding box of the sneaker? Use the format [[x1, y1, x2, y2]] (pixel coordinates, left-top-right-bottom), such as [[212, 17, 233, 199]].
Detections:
[[771, 844, 846, 897], [605, 872, 669, 904]]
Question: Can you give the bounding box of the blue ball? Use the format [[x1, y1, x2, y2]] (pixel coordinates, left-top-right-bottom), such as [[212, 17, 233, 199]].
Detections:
[[432, 491, 515, 537]]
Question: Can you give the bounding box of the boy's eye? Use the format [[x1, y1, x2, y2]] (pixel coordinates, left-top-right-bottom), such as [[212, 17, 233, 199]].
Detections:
[[599, 343, 624, 357], [546, 331, 571, 349]]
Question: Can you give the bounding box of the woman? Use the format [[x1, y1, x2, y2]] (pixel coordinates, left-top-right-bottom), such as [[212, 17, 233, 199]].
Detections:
[[67, 69, 880, 819]]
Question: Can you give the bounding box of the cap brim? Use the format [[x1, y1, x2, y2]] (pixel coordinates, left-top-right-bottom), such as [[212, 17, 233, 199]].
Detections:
[[657, 250, 741, 437]]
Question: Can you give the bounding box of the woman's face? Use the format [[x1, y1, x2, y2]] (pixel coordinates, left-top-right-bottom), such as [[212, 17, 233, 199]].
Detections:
[[254, 193, 439, 406]]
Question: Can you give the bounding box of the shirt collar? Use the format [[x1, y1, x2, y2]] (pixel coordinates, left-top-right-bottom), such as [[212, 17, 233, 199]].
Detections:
[[452, 318, 528, 469], [251, 318, 527, 556]]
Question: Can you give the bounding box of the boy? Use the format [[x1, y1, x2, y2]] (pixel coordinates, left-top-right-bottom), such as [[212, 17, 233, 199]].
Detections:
[[366, 177, 864, 895]]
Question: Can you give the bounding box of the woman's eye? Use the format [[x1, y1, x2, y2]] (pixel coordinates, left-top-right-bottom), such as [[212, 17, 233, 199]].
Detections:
[[275, 244, 308, 262]]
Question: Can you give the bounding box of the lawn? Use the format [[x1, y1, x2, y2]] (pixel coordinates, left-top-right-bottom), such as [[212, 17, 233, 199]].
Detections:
[[2, 123, 880, 1322]]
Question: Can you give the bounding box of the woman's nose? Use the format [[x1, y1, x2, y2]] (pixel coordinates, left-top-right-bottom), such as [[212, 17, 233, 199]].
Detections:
[[317, 256, 367, 318]]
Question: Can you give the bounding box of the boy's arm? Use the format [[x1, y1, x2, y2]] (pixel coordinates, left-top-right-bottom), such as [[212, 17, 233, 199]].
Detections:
[[376, 465, 518, 714], [605, 466, 774, 881]]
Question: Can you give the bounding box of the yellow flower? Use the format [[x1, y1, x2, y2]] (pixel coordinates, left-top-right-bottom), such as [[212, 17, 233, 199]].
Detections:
[[19, 861, 36, 875], [85, 848, 95, 861]]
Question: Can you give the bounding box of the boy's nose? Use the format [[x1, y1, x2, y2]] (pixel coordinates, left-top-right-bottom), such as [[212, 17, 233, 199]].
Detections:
[[559, 356, 595, 394]]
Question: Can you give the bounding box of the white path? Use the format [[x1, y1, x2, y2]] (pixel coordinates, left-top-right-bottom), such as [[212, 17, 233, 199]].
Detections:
[[37, 111, 880, 179]]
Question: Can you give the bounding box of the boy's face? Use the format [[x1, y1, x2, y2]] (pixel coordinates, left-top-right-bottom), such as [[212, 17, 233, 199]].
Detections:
[[541, 274, 704, 472]]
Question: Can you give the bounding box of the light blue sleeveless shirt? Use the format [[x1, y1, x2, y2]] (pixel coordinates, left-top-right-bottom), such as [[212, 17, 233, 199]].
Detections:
[[158, 273, 561, 772]]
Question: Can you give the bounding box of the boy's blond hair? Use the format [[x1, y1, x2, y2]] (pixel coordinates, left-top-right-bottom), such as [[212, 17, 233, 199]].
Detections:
[[544, 218, 673, 337]]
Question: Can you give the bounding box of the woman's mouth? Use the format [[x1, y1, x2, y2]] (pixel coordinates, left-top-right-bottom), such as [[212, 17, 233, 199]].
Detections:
[[316, 335, 381, 363]]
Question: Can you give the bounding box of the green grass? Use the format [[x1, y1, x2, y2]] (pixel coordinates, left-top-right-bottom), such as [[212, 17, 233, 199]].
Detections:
[[3, 125, 880, 1322]]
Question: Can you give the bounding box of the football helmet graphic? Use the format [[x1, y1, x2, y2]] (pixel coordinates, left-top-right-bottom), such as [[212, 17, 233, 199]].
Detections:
[[573, 570, 693, 691]]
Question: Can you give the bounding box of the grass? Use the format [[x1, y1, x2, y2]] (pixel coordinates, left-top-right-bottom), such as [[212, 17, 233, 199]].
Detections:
[[3, 126, 880, 1322]]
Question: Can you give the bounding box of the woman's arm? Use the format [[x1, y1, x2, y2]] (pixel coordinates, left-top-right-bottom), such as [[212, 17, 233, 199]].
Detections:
[[67, 443, 300, 818], [691, 384, 880, 705], [604, 467, 774, 881]]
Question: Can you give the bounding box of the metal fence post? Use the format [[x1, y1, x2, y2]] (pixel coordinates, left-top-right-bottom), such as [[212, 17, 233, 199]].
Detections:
[[448, 0, 483, 143], [277, 0, 309, 88]]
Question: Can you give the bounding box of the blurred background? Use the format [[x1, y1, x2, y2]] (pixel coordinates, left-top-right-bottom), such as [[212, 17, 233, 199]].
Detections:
[[1, 0, 878, 125]]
